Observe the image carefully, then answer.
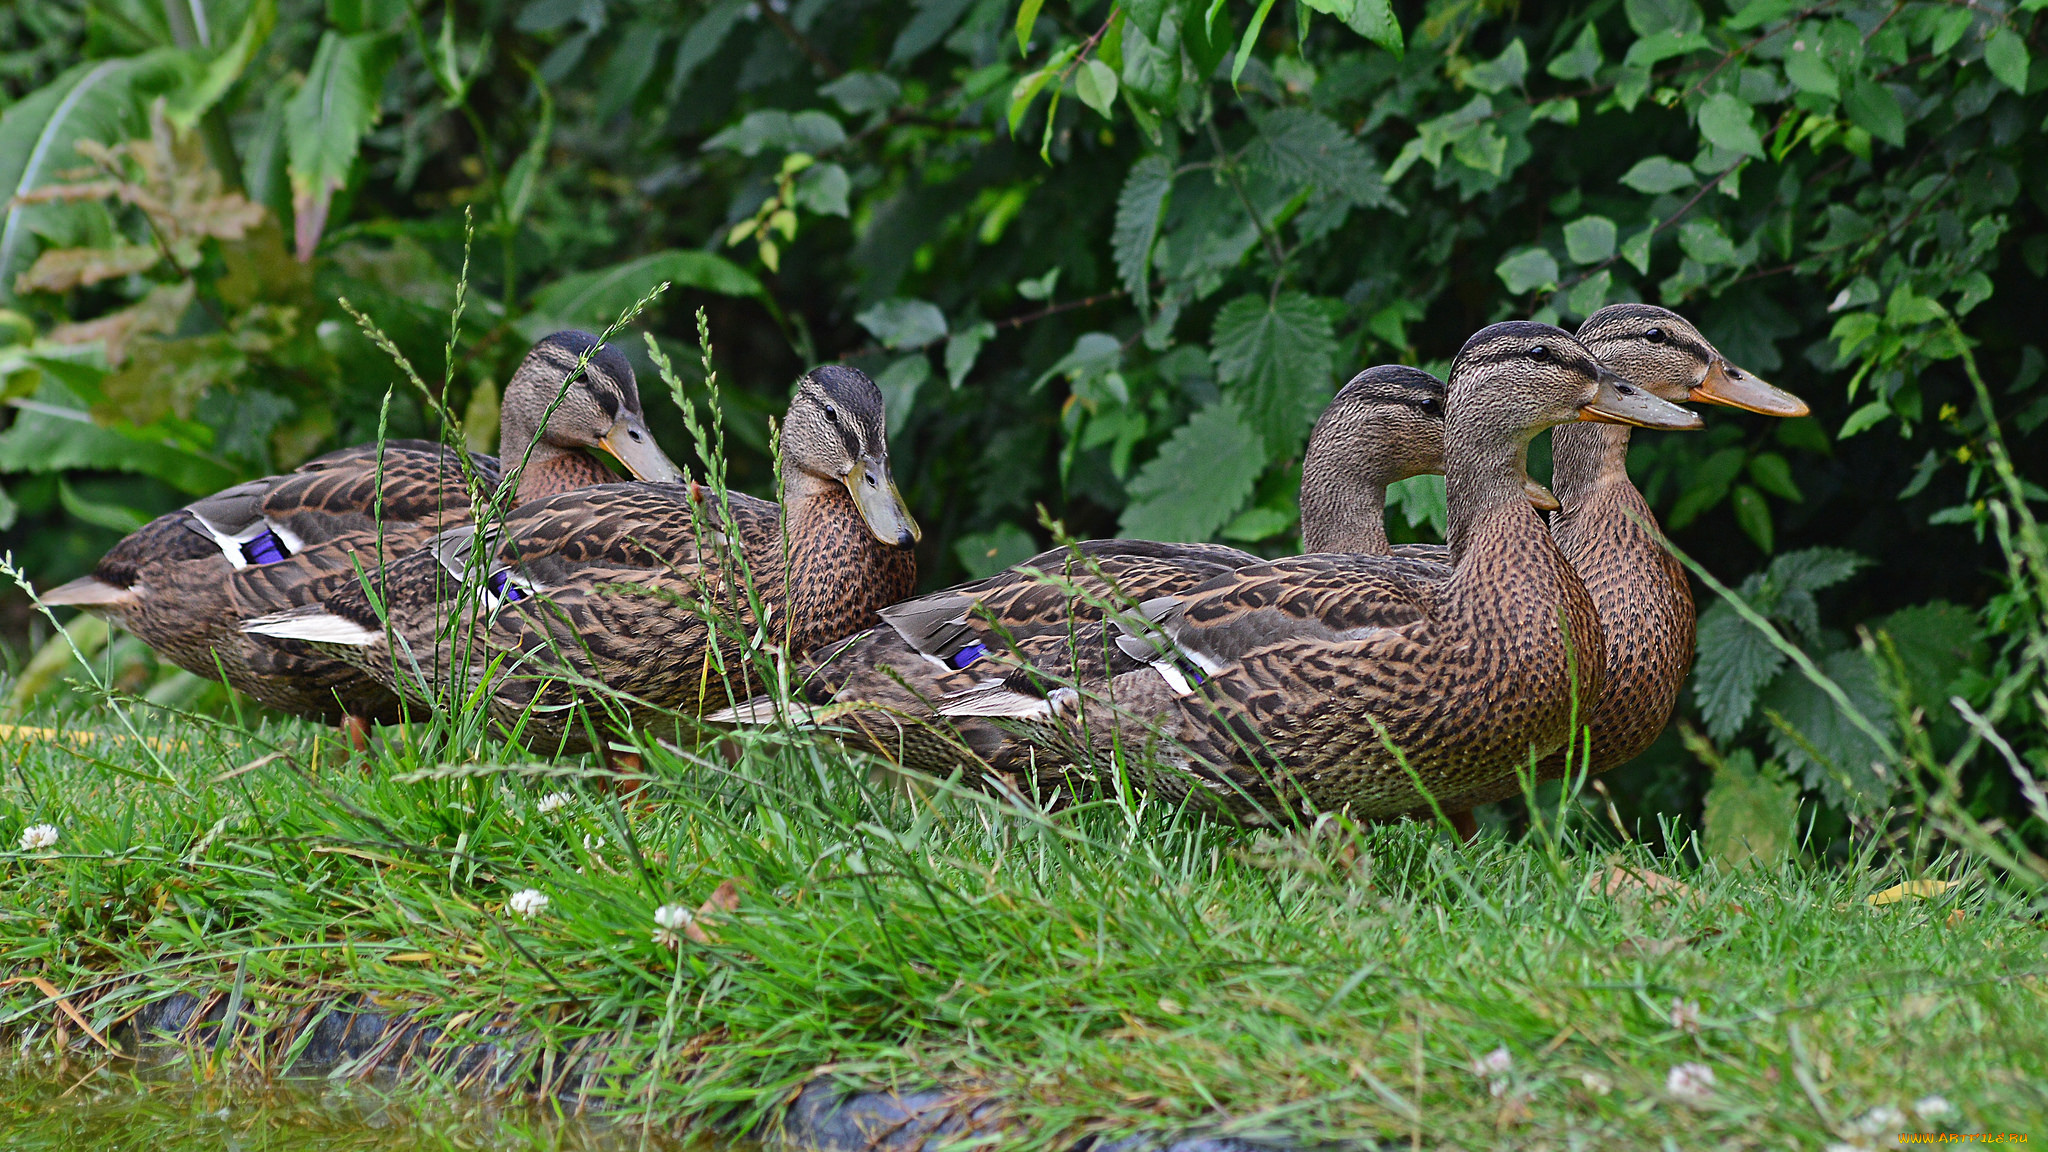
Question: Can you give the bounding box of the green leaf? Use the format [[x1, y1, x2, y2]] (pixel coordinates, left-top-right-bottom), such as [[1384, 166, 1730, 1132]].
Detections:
[[1624, 29, 1711, 70], [1731, 483, 1774, 552], [1343, 0, 1403, 55], [168, 0, 278, 132], [1119, 10, 1179, 107], [1211, 292, 1338, 455], [57, 477, 147, 533], [704, 109, 847, 155], [1119, 398, 1268, 541], [1694, 596, 1787, 741], [944, 321, 996, 389], [1546, 24, 1602, 81], [500, 83, 555, 228], [1464, 38, 1527, 93], [1842, 76, 1905, 147], [0, 405, 236, 495], [1232, 0, 1281, 88], [1767, 546, 1869, 601], [521, 250, 762, 340], [0, 53, 185, 301], [669, 0, 748, 99], [1015, 0, 1045, 54], [1838, 399, 1891, 438], [1782, 36, 1838, 98], [1113, 154, 1174, 310], [820, 71, 903, 116], [1984, 26, 2031, 93], [1221, 504, 1296, 541], [794, 163, 851, 217], [1698, 92, 1765, 158], [954, 523, 1038, 578], [286, 32, 389, 261], [1249, 108, 1385, 205], [1008, 47, 1075, 134], [1388, 473, 1447, 536], [1076, 58, 1119, 118], [1702, 750, 1799, 869], [1621, 227, 1654, 274], [1678, 218, 1737, 265], [1034, 331, 1122, 392], [1759, 647, 1891, 807], [875, 354, 929, 438], [1726, 0, 1796, 31], [1747, 452, 1803, 501], [1624, 0, 1703, 37], [1495, 247, 1560, 294], [1017, 268, 1060, 300], [1563, 215, 1617, 264], [1565, 269, 1612, 319], [856, 298, 948, 350], [1620, 155, 1697, 194], [1871, 601, 1983, 717]]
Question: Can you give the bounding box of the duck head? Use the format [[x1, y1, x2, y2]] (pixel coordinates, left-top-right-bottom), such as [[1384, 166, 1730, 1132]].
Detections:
[[783, 365, 921, 548], [1449, 322, 1706, 437], [1575, 303, 1809, 417], [500, 330, 684, 482]]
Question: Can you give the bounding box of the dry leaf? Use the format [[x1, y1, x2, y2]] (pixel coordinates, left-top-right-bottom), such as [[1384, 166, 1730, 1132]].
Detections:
[[14, 243, 161, 294], [1596, 864, 1699, 905], [684, 879, 742, 945], [48, 281, 193, 365], [0, 976, 124, 1056], [1868, 879, 1960, 906]]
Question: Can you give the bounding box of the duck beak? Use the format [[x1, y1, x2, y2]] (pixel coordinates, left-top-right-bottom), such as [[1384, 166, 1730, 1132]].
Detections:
[[1523, 478, 1561, 513], [1581, 366, 1705, 430], [844, 454, 921, 547], [1691, 358, 1810, 417], [597, 413, 685, 483]]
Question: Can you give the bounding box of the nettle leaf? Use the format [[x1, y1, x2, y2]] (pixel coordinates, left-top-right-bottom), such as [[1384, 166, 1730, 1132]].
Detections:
[[856, 298, 948, 350], [1767, 546, 1869, 599], [1119, 398, 1268, 541], [1113, 154, 1174, 310], [1620, 155, 1697, 193], [1701, 749, 1799, 869], [1249, 108, 1386, 205], [1388, 473, 1448, 537], [1495, 247, 1560, 294], [1563, 215, 1617, 264], [1694, 595, 1788, 741], [1984, 27, 2031, 94], [1344, 0, 1404, 55], [286, 32, 389, 260], [1547, 24, 1603, 81], [1120, 8, 1180, 107], [1211, 292, 1337, 456], [1759, 648, 1891, 807], [1872, 600, 1983, 717], [1465, 38, 1528, 94], [1698, 92, 1765, 157], [1842, 77, 1905, 146]]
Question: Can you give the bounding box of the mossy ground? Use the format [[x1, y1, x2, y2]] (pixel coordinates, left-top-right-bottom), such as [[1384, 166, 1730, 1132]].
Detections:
[[2, 705, 2044, 1150]]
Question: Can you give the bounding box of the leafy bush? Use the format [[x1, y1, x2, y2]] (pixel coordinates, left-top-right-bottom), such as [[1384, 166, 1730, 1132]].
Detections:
[[1, 0, 2043, 854]]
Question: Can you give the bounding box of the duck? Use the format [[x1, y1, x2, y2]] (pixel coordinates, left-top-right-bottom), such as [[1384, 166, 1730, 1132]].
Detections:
[[242, 364, 919, 756], [932, 322, 1703, 822], [720, 365, 1556, 779], [40, 331, 682, 741], [1452, 303, 1809, 811]]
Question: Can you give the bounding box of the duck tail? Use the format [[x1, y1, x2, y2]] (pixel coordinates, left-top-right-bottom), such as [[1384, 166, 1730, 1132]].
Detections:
[[39, 576, 136, 613], [241, 606, 382, 646], [936, 680, 1075, 720]]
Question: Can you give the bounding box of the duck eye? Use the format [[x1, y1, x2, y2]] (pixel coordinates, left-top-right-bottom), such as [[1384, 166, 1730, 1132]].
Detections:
[[1645, 327, 1667, 344], [824, 405, 839, 424], [1417, 397, 1442, 416], [1529, 345, 1550, 362]]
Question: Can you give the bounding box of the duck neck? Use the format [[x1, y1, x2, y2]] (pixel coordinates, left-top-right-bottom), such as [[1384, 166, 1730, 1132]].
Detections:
[[1299, 473, 1388, 554], [508, 441, 613, 504], [778, 469, 914, 650], [1445, 429, 1542, 564], [1549, 422, 1632, 510]]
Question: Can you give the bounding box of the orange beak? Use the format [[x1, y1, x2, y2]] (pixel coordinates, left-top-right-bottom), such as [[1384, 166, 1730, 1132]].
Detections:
[[1691, 359, 1810, 417]]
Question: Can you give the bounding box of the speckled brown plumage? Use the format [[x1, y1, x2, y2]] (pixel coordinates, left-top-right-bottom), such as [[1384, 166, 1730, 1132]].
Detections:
[[924, 323, 1705, 821], [42, 332, 678, 725], [247, 364, 918, 753]]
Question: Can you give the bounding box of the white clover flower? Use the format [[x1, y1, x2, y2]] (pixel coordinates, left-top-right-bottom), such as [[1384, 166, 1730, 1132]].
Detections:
[[582, 833, 606, 851], [1669, 997, 1701, 1034], [536, 792, 572, 814], [1471, 1046, 1512, 1077], [19, 824, 58, 852], [1853, 1106, 1905, 1136], [508, 888, 549, 918], [1578, 1071, 1612, 1096], [652, 903, 693, 947], [1914, 1095, 1953, 1119], [1666, 1062, 1716, 1103]]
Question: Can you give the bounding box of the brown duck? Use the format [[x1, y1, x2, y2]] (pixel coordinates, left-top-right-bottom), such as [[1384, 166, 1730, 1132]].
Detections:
[[244, 365, 919, 755], [935, 323, 1703, 821], [40, 331, 681, 738]]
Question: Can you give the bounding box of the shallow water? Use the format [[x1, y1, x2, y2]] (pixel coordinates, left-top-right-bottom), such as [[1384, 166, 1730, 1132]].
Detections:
[[0, 1061, 730, 1151]]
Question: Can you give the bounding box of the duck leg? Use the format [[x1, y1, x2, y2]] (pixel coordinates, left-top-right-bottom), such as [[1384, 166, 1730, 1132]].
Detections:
[[341, 713, 373, 752], [598, 742, 646, 801]]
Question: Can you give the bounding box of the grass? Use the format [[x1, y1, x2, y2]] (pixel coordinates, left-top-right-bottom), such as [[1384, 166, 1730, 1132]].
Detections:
[[1, 701, 2044, 1150]]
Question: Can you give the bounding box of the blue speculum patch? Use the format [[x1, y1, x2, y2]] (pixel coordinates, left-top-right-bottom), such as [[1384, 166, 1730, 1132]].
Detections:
[[241, 530, 289, 565], [488, 570, 526, 603], [947, 641, 991, 670]]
